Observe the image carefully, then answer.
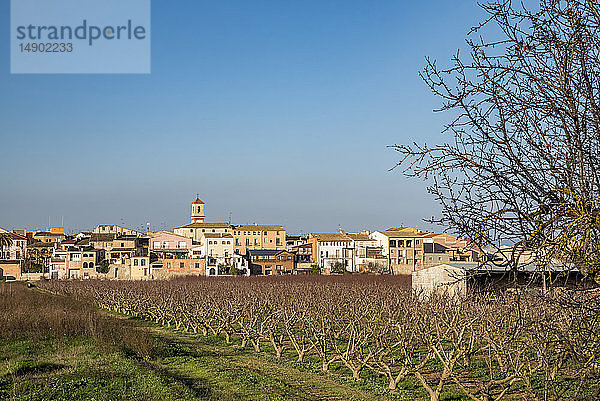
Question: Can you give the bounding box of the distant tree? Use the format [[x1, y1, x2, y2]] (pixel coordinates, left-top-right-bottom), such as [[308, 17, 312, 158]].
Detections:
[[218, 264, 240, 275], [24, 262, 44, 274], [394, 0, 600, 279], [308, 264, 321, 275], [96, 259, 110, 274], [330, 261, 346, 275], [0, 234, 11, 257], [366, 261, 389, 275]]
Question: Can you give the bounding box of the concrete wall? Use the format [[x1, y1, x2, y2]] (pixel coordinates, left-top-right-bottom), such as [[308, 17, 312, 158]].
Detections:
[[412, 264, 466, 298]]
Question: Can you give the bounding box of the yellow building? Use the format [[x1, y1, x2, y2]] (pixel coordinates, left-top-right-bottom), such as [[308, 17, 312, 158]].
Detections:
[[232, 224, 285, 255]]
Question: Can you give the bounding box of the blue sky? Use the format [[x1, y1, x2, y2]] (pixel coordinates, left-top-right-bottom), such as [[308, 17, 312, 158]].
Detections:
[[0, 1, 483, 234]]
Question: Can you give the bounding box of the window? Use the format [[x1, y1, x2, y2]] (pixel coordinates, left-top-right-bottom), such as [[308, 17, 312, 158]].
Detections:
[[163, 241, 169, 248], [389, 240, 396, 247], [178, 241, 187, 249], [153, 241, 160, 248], [141, 259, 146, 266], [134, 259, 139, 266], [195, 262, 200, 269], [143, 268, 148, 276], [180, 262, 184, 268], [406, 240, 413, 248]]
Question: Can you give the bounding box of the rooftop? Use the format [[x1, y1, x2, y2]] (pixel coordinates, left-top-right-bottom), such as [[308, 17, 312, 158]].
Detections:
[[233, 224, 284, 231], [346, 233, 374, 241], [248, 249, 289, 256], [310, 233, 352, 242], [175, 222, 231, 229], [90, 233, 117, 242], [377, 230, 426, 238]]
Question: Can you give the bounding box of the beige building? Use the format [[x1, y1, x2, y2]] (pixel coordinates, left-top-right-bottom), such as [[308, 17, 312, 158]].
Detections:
[[109, 256, 152, 280], [32, 227, 65, 244], [88, 233, 117, 250], [93, 224, 139, 236], [64, 248, 105, 279], [232, 224, 285, 255], [371, 229, 426, 274], [174, 222, 232, 242]]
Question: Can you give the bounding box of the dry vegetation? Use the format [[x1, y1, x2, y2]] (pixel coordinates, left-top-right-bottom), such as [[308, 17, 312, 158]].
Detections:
[[40, 276, 600, 401], [0, 283, 152, 357]]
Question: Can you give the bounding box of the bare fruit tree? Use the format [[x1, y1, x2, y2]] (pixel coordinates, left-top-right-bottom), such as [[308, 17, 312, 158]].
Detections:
[[393, 0, 600, 277]]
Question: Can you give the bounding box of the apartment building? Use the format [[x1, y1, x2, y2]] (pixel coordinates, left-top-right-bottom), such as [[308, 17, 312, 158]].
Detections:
[[286, 234, 308, 251], [63, 248, 105, 279], [346, 232, 386, 272], [247, 249, 294, 275], [31, 227, 65, 244], [148, 231, 192, 258], [93, 224, 140, 236], [232, 224, 285, 255], [371, 229, 426, 274], [0, 228, 27, 260], [88, 233, 117, 250], [191, 233, 234, 267], [0, 227, 25, 280], [174, 222, 232, 242], [308, 233, 355, 272]]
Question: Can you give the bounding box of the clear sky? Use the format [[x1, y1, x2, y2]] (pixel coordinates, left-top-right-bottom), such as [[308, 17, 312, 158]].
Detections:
[[0, 1, 484, 235]]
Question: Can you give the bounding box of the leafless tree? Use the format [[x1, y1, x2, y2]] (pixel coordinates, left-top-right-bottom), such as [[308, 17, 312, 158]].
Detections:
[[393, 0, 600, 277]]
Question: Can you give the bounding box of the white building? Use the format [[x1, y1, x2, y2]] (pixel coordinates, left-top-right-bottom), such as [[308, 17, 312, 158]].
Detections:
[[310, 233, 356, 272], [50, 248, 67, 280], [0, 228, 27, 260]]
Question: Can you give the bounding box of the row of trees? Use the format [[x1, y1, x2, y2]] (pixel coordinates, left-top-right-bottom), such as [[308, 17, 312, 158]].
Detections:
[[41, 276, 600, 400]]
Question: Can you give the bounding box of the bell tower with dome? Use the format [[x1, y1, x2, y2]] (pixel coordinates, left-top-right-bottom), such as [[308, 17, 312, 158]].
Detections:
[[191, 197, 205, 223]]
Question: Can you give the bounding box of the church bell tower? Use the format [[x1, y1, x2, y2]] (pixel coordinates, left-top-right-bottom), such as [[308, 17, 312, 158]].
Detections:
[[191, 197, 205, 223]]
